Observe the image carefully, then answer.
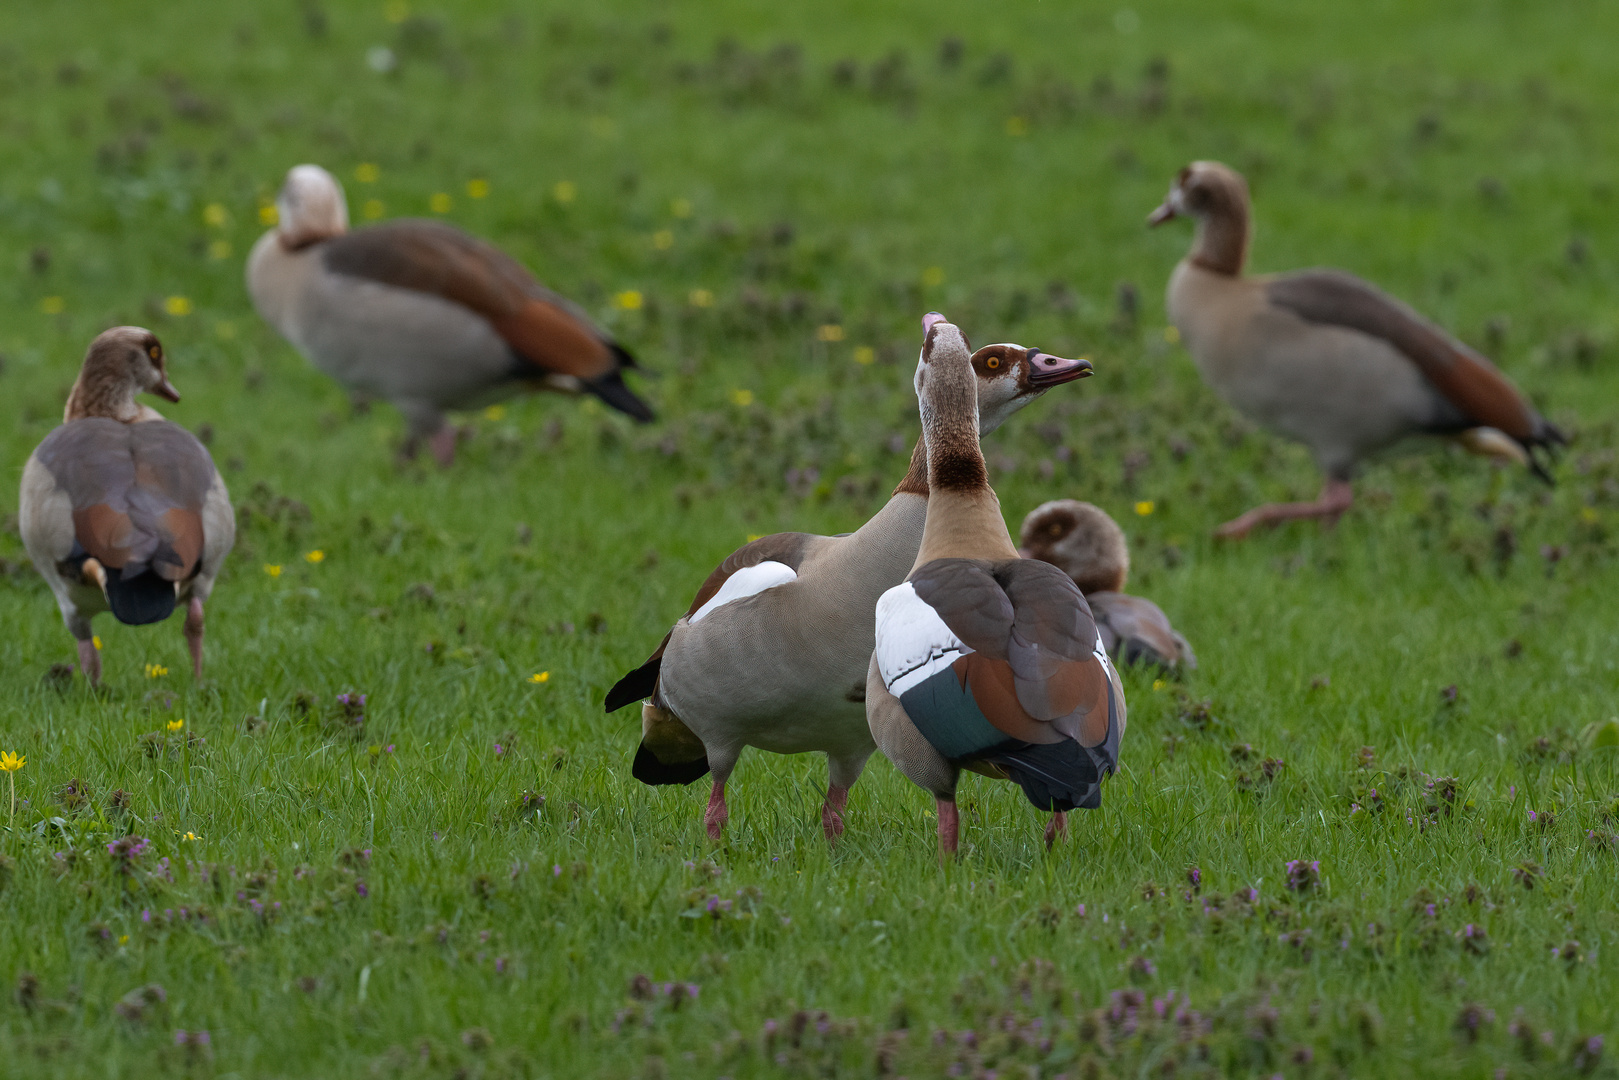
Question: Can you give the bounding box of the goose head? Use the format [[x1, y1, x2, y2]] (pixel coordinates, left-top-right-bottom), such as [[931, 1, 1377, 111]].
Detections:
[[914, 314, 1093, 436], [64, 327, 179, 422], [1019, 499, 1129, 594], [1147, 160, 1249, 228], [276, 164, 349, 249]]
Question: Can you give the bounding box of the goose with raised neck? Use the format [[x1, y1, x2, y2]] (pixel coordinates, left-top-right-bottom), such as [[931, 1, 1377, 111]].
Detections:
[[1151, 160, 1564, 538], [868, 316, 1123, 857], [606, 315, 1093, 842], [20, 329, 234, 686]]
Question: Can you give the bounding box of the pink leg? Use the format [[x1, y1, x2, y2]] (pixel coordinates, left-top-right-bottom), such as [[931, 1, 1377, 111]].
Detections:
[[704, 781, 729, 841], [1214, 479, 1354, 539], [76, 638, 102, 688], [428, 426, 459, 467], [821, 785, 849, 843], [184, 597, 205, 679], [937, 798, 960, 858], [1044, 811, 1068, 850]]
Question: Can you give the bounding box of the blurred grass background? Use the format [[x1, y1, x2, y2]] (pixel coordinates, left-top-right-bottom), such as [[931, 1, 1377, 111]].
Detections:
[[1, 0, 1617, 1076]]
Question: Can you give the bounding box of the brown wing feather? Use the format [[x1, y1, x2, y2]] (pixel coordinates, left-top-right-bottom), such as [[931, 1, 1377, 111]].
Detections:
[[1265, 269, 1544, 441], [35, 419, 215, 580], [321, 220, 617, 380]]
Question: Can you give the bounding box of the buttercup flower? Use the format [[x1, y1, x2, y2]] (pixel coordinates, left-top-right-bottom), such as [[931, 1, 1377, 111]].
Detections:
[[614, 290, 643, 311], [528, 672, 550, 684], [166, 719, 184, 733], [264, 564, 282, 578], [466, 179, 489, 199], [305, 550, 325, 563]]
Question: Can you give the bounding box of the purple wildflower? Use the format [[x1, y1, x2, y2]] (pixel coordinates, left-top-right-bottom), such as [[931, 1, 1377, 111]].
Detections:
[[494, 743, 505, 756], [1285, 859, 1321, 892], [355, 880, 369, 898], [1187, 866, 1202, 891]]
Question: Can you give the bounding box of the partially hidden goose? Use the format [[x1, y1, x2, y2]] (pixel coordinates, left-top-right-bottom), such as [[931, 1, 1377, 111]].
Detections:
[[1019, 499, 1196, 672], [19, 328, 235, 686], [1150, 160, 1565, 538], [868, 316, 1124, 855], [247, 164, 653, 465], [606, 318, 1093, 841]]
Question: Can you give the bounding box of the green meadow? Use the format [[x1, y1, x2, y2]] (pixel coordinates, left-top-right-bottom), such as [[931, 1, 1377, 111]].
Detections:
[[2, 0, 1618, 1075]]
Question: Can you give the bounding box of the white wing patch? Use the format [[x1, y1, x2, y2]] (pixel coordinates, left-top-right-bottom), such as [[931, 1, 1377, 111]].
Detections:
[[689, 561, 797, 624], [874, 581, 973, 697]]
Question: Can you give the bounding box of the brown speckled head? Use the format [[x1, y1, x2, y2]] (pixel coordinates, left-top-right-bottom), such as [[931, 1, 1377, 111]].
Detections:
[[1148, 160, 1252, 276], [64, 327, 177, 422], [276, 164, 349, 249], [1019, 499, 1129, 594]]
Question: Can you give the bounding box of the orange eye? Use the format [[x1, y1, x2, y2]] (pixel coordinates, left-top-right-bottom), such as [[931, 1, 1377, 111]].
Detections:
[[986, 357, 1000, 369], [148, 346, 161, 360]]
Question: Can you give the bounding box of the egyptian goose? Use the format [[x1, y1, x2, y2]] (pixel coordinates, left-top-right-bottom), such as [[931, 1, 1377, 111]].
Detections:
[[1150, 161, 1565, 538], [868, 316, 1124, 855], [1019, 500, 1196, 672], [247, 164, 652, 465], [606, 320, 1093, 841], [18, 328, 235, 686]]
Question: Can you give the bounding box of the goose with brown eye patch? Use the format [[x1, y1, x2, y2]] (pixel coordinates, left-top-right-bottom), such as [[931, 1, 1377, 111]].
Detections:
[[247, 163, 653, 466], [19, 327, 235, 687], [868, 317, 1125, 858], [1018, 499, 1196, 673], [1150, 159, 1565, 539], [606, 313, 1093, 845]]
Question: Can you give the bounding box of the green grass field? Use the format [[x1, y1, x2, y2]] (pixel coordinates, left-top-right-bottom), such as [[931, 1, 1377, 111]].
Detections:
[[3, 0, 1619, 1076]]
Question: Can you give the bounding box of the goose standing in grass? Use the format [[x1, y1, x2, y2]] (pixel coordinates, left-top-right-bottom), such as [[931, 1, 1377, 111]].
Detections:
[[247, 164, 653, 465], [867, 316, 1123, 856], [607, 319, 1094, 841], [1019, 499, 1196, 672], [1150, 160, 1564, 538], [19, 328, 234, 686]]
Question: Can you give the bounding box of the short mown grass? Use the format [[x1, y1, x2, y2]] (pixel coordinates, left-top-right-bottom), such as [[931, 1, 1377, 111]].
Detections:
[[2, 1, 1618, 1076]]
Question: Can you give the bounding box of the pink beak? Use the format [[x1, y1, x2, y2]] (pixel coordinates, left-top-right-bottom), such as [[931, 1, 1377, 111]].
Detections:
[[154, 376, 181, 403], [1147, 201, 1177, 227], [922, 312, 948, 334]]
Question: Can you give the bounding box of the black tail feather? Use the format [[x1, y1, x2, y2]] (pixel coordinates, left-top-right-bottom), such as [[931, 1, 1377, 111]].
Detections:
[[105, 568, 177, 626], [979, 740, 1106, 813], [587, 369, 655, 423], [632, 740, 710, 786], [609, 342, 640, 371], [606, 656, 661, 713]]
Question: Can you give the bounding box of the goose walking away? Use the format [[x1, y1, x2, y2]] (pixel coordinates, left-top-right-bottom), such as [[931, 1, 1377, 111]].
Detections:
[[868, 316, 1123, 856], [606, 317, 1093, 841], [1019, 500, 1196, 672], [1150, 161, 1564, 538], [247, 164, 653, 465], [19, 328, 235, 686]]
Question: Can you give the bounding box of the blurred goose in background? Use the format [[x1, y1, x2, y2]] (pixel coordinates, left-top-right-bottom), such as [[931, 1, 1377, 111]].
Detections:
[[19, 328, 234, 686], [607, 318, 1093, 842], [867, 316, 1123, 856], [1150, 160, 1564, 538], [247, 164, 653, 465], [1019, 499, 1196, 673]]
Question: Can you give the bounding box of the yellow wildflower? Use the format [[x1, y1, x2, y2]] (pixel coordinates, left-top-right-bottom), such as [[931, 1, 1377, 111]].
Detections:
[[652, 229, 674, 251], [688, 288, 714, 308], [202, 203, 229, 227], [552, 180, 577, 204], [1581, 506, 1599, 523], [384, 0, 410, 23], [40, 296, 65, 314], [1152, 680, 1167, 692], [729, 388, 754, 407], [0, 752, 24, 773], [165, 296, 193, 317], [167, 719, 185, 732], [305, 550, 325, 564], [614, 290, 643, 311], [816, 324, 846, 343], [1005, 115, 1029, 136], [264, 564, 283, 578], [362, 199, 385, 220], [145, 663, 169, 678], [746, 533, 764, 542], [466, 178, 490, 199], [183, 831, 200, 841], [854, 346, 876, 366], [483, 404, 506, 422], [92, 636, 102, 651], [1163, 325, 1181, 345], [208, 240, 232, 260], [429, 192, 452, 214], [259, 204, 279, 226], [1135, 501, 1156, 516], [670, 197, 693, 218], [528, 672, 550, 684], [354, 162, 381, 183], [921, 266, 945, 287], [119, 935, 129, 946]]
